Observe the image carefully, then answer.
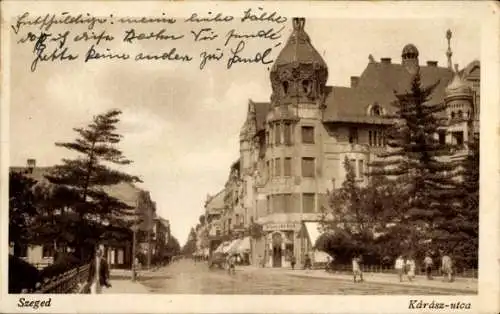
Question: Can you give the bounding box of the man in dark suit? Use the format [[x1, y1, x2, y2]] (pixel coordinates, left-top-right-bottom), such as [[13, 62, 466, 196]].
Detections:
[[86, 246, 111, 294]]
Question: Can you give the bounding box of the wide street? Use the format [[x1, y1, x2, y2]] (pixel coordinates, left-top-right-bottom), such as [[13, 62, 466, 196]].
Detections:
[[108, 259, 476, 295]]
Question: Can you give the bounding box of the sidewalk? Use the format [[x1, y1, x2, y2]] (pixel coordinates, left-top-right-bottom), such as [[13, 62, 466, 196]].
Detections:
[[239, 266, 477, 293], [109, 267, 161, 279], [102, 279, 150, 294]]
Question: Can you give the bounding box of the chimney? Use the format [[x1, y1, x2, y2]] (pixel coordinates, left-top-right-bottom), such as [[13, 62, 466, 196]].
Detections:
[[27, 159, 36, 173], [381, 58, 392, 64], [350, 76, 359, 88], [427, 61, 438, 67]]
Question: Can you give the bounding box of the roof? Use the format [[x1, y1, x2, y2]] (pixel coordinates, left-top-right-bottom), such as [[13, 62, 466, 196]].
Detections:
[[271, 18, 327, 73], [205, 189, 225, 214], [323, 62, 454, 122], [10, 166, 146, 208]]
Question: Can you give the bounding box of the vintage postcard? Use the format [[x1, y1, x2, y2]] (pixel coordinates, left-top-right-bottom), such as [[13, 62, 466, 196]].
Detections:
[[1, 1, 499, 313]]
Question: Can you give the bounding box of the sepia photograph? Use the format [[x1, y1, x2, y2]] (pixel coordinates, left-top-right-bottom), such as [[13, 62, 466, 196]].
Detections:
[[1, 1, 499, 313]]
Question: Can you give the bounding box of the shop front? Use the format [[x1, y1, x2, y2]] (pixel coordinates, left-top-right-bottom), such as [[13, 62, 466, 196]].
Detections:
[[263, 222, 301, 268]]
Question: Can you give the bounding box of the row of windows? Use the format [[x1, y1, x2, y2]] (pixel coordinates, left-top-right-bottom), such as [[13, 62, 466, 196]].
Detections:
[[267, 157, 316, 178], [350, 127, 387, 147], [266, 193, 316, 214], [368, 130, 385, 147], [450, 110, 471, 120], [266, 124, 315, 146]]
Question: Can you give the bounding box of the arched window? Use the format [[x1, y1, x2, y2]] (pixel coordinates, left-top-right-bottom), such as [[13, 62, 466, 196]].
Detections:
[[282, 81, 289, 95], [302, 80, 312, 95], [370, 104, 382, 116], [451, 111, 455, 119], [458, 110, 463, 119]]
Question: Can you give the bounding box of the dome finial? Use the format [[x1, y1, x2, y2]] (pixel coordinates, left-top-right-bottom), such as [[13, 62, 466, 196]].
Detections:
[[292, 17, 305, 31], [446, 29, 453, 69]]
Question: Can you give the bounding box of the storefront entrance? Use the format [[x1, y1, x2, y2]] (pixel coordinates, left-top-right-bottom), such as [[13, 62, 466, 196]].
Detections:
[[272, 233, 282, 268]]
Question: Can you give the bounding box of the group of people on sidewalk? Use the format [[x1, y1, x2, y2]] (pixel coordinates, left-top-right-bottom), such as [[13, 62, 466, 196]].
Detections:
[[394, 252, 454, 283]]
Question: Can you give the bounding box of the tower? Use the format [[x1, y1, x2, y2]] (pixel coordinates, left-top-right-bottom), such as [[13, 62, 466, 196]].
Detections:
[[402, 43, 419, 75], [269, 17, 328, 107], [444, 64, 474, 146], [262, 18, 329, 268]]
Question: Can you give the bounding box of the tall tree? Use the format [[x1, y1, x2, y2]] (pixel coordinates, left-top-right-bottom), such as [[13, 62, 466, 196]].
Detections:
[[181, 228, 197, 255], [45, 109, 141, 260], [444, 130, 479, 268], [9, 172, 38, 250], [165, 235, 181, 257], [368, 70, 459, 252], [322, 156, 366, 235]]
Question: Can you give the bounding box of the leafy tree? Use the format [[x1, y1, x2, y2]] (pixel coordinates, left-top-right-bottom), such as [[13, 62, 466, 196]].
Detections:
[[368, 70, 458, 251], [9, 171, 38, 248], [322, 157, 370, 235], [44, 109, 141, 260], [165, 235, 181, 256], [181, 228, 197, 255]]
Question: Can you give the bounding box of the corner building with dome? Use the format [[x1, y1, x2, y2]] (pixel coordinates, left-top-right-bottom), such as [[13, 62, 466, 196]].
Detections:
[[231, 18, 480, 268]]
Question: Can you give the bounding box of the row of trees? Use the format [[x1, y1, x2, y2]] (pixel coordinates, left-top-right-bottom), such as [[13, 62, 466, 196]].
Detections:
[[318, 72, 479, 269]]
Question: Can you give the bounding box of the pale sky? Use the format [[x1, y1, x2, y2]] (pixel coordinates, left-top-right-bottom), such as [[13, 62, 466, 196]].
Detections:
[[9, 18, 480, 245]]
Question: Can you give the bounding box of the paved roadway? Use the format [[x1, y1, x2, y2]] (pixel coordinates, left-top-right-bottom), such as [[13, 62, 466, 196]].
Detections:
[[129, 259, 473, 295]]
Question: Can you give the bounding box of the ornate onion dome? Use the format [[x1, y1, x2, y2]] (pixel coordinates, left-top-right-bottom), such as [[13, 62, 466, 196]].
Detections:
[[269, 18, 328, 106], [402, 43, 419, 57], [445, 65, 473, 97]]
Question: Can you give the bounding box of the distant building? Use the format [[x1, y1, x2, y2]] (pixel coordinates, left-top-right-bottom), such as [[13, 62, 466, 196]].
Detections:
[[203, 190, 225, 254], [228, 18, 480, 268]]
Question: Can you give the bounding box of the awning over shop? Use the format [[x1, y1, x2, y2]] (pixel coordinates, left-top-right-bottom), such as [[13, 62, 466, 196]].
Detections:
[[226, 239, 242, 254], [304, 221, 322, 248], [214, 241, 231, 253], [235, 237, 251, 254]]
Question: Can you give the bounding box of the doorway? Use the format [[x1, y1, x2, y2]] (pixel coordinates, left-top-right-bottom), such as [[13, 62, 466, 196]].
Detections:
[[272, 233, 283, 268]]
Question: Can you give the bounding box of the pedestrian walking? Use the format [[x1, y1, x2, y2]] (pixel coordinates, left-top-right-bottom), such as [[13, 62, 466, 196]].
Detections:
[[352, 255, 363, 283], [441, 253, 453, 282], [395, 255, 405, 282], [227, 254, 236, 275], [86, 247, 111, 294], [424, 254, 433, 280], [406, 256, 416, 281], [290, 255, 296, 270], [303, 254, 312, 270]]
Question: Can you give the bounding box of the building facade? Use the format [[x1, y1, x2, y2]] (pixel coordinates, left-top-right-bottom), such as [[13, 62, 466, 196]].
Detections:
[[235, 18, 480, 268]]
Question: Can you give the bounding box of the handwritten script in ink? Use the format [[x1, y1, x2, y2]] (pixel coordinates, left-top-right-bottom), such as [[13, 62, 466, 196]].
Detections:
[[10, 9, 287, 72]]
